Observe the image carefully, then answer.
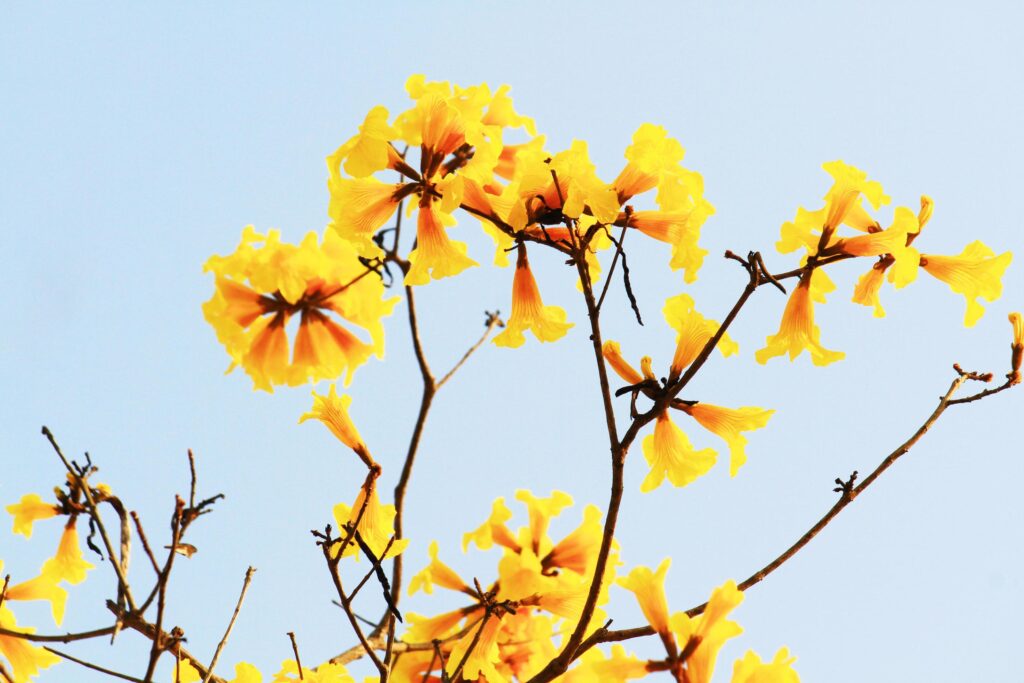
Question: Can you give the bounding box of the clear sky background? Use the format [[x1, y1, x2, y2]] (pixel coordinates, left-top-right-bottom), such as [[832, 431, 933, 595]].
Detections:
[[3, 3, 1023, 682]]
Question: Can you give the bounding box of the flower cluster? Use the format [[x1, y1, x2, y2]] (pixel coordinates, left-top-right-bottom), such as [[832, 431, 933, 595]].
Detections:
[[764, 162, 1012, 365]]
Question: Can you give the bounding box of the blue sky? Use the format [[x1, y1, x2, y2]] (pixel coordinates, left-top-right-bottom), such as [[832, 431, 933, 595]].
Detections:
[[3, 3, 1022, 682]]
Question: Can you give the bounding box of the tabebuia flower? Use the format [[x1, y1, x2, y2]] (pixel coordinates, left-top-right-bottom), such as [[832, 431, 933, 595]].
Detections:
[[920, 240, 1012, 327], [408, 540, 472, 596], [0, 606, 61, 683], [731, 648, 802, 683], [331, 479, 409, 561], [298, 383, 366, 455], [756, 269, 844, 367], [42, 520, 94, 585], [618, 559, 674, 652], [670, 580, 745, 683], [493, 244, 573, 347], [0, 562, 67, 626], [404, 198, 479, 286], [641, 410, 716, 492], [680, 403, 774, 476], [664, 293, 739, 381], [602, 340, 645, 385], [5, 494, 59, 539], [1009, 311, 1022, 384], [445, 615, 505, 682], [203, 227, 397, 391]]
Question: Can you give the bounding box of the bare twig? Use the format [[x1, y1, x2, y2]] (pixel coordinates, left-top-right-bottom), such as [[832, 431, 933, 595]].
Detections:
[[287, 631, 304, 680], [187, 449, 198, 509], [45, 647, 147, 683], [144, 497, 185, 682], [203, 567, 256, 683], [41, 427, 138, 613], [436, 312, 501, 389], [130, 511, 161, 575], [0, 625, 116, 643]]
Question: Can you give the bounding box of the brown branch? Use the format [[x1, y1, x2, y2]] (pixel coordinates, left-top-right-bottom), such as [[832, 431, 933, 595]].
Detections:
[[41, 428, 139, 614], [683, 372, 971, 616], [287, 631, 304, 680], [0, 661, 12, 683], [106, 601, 227, 683], [203, 566, 256, 683], [436, 312, 501, 389], [45, 647, 147, 683], [527, 249, 626, 683], [143, 497, 184, 682], [947, 378, 1015, 405], [321, 541, 388, 677], [595, 214, 631, 314], [131, 511, 161, 575], [0, 625, 116, 643]]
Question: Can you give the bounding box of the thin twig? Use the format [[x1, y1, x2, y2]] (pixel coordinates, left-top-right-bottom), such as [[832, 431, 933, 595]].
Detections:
[[131, 511, 161, 575], [686, 372, 971, 615], [203, 567, 256, 683], [436, 312, 501, 389], [0, 661, 12, 683], [41, 427, 138, 613], [144, 498, 184, 682], [187, 449, 197, 509], [287, 631, 304, 680], [106, 601, 227, 683], [0, 625, 116, 643], [527, 248, 626, 683], [596, 222, 630, 313], [45, 647, 147, 683], [0, 575, 8, 611]]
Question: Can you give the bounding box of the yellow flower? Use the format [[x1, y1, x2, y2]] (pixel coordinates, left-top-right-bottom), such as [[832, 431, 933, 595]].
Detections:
[[515, 489, 574, 556], [404, 200, 479, 286], [41, 521, 94, 585], [617, 559, 673, 644], [543, 504, 603, 576], [731, 648, 801, 683], [272, 659, 354, 683], [921, 240, 1012, 327], [298, 384, 366, 454], [671, 580, 744, 683], [204, 228, 396, 391], [6, 494, 59, 539], [562, 644, 650, 682], [664, 293, 739, 380], [681, 403, 774, 476], [628, 209, 712, 283], [408, 540, 471, 596], [820, 160, 889, 238], [0, 606, 61, 683], [755, 270, 844, 366], [1009, 311, 1022, 384], [0, 562, 68, 626], [445, 614, 504, 683], [327, 177, 410, 258], [226, 662, 262, 683], [332, 480, 409, 561], [641, 411, 716, 492], [403, 608, 472, 644], [493, 245, 573, 347], [328, 105, 399, 179], [825, 205, 915, 258], [602, 340, 644, 385], [613, 123, 685, 202], [851, 256, 892, 318], [171, 659, 201, 683], [463, 498, 521, 552]]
